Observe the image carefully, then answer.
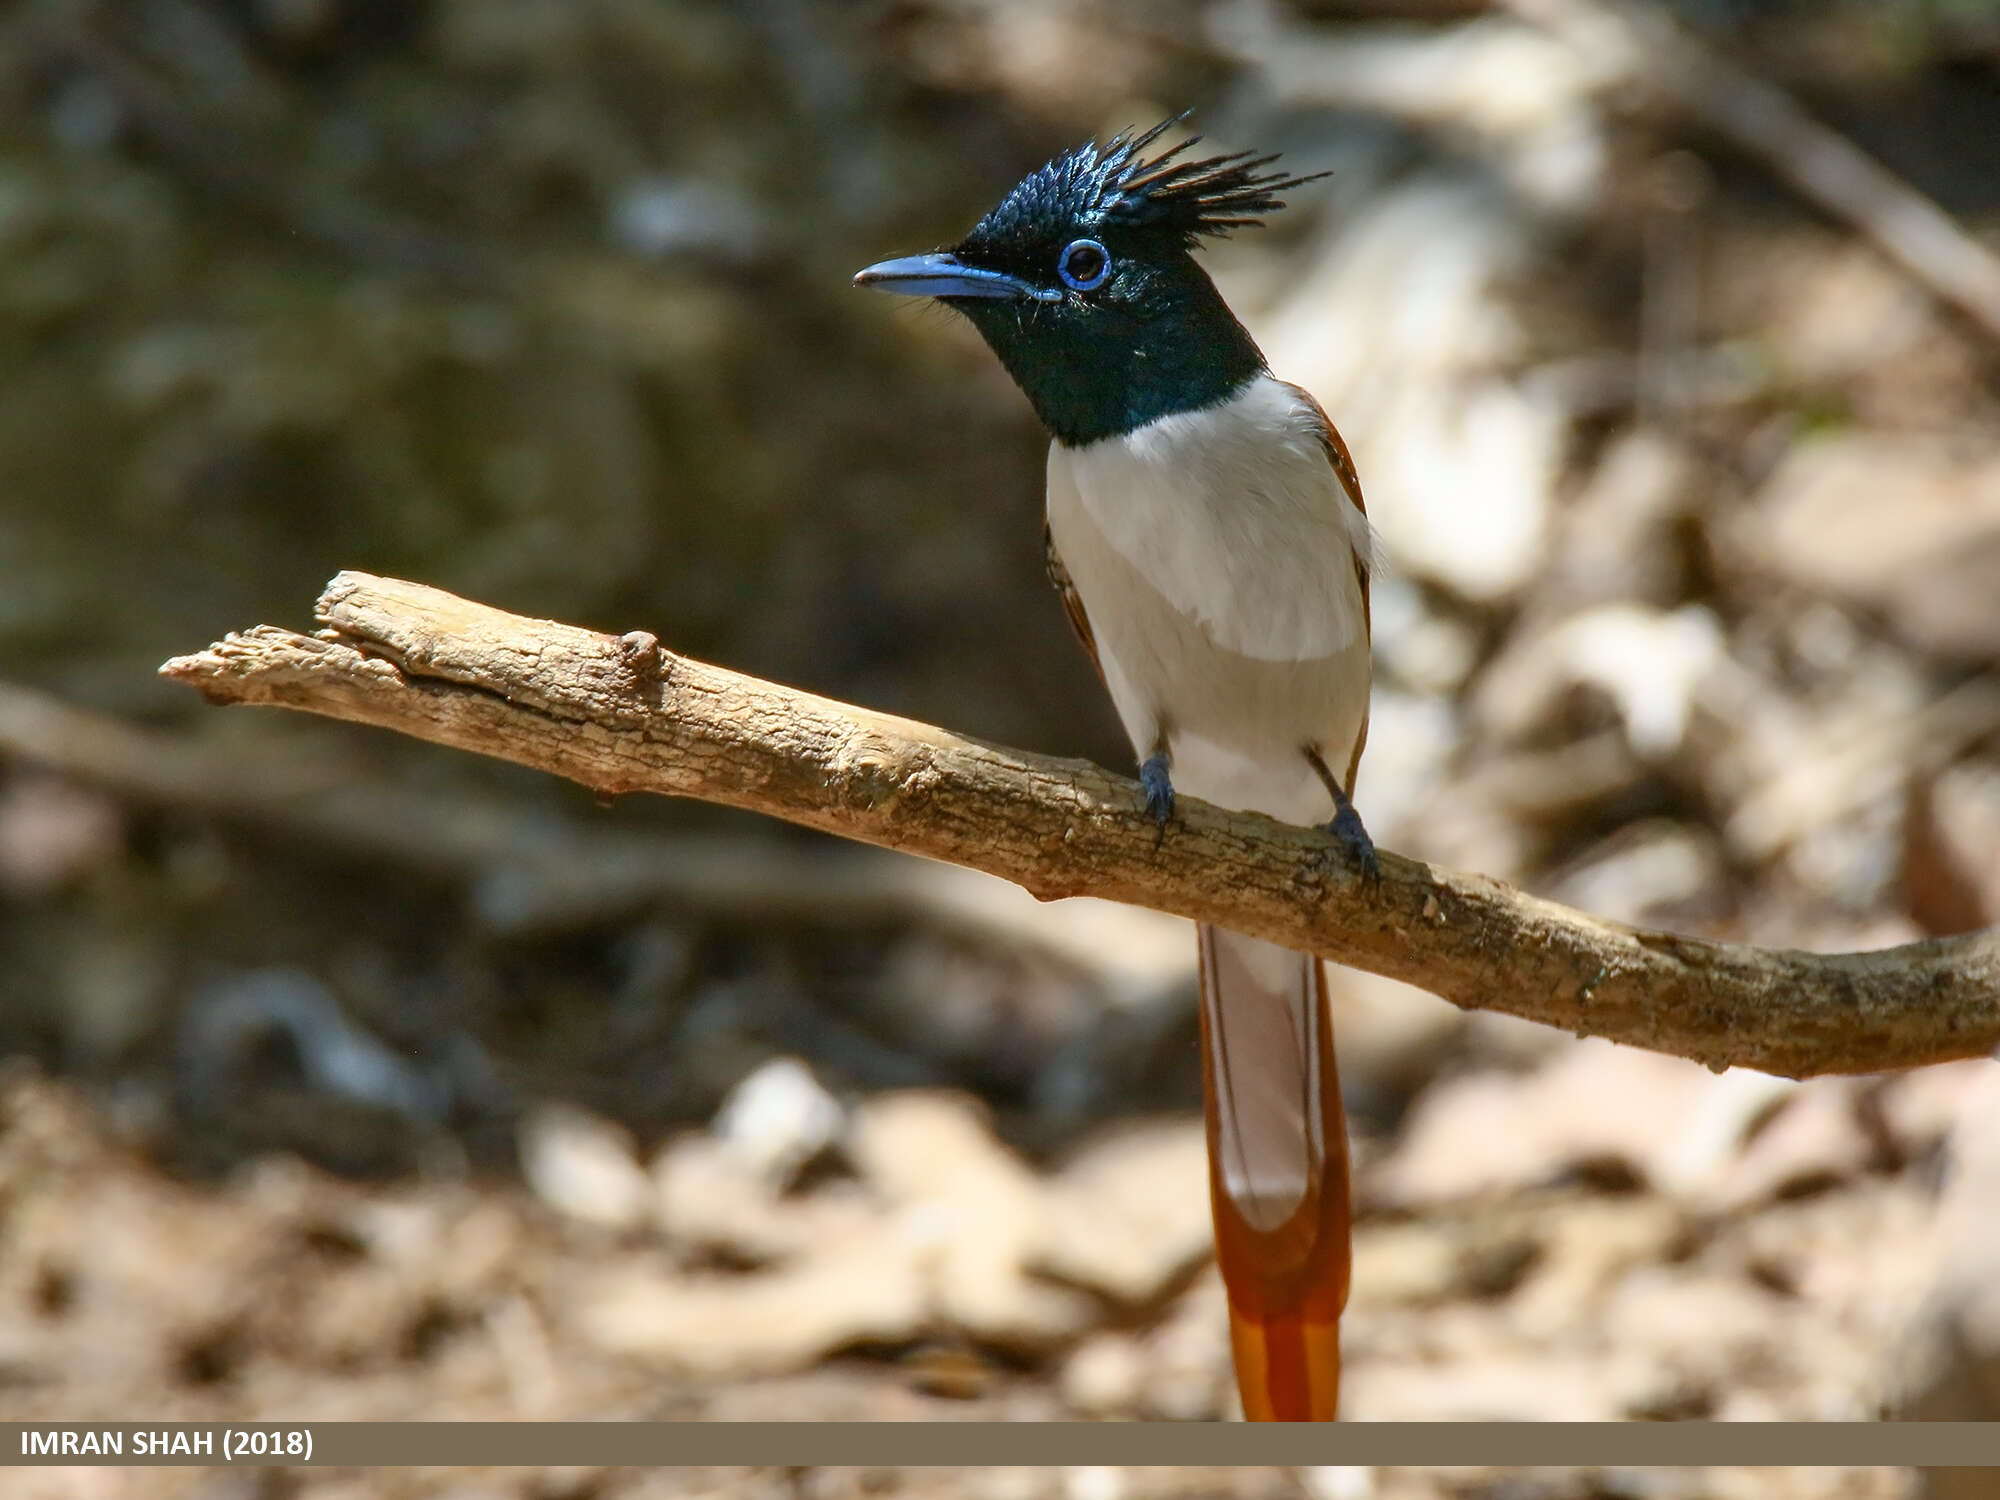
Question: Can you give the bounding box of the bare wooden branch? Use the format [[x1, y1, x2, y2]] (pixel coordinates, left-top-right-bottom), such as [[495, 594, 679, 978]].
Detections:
[[161, 571, 2000, 1079]]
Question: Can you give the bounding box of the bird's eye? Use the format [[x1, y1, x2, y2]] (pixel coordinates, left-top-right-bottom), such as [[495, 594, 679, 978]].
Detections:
[[1057, 238, 1111, 292]]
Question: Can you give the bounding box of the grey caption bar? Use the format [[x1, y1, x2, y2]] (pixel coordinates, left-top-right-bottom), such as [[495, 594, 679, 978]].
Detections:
[[5, 1422, 2000, 1466]]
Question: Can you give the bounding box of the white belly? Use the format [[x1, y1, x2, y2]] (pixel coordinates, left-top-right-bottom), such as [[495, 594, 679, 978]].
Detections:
[[1046, 373, 1372, 826]]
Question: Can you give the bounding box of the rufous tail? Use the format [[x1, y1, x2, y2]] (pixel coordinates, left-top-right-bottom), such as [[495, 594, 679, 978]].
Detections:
[[1196, 923, 1352, 1421]]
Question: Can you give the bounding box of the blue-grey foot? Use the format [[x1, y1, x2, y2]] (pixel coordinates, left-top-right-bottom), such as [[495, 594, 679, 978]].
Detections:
[[1139, 753, 1175, 841], [1324, 800, 1381, 887]]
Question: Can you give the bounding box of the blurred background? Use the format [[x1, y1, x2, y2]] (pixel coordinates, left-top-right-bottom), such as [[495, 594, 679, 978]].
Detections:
[[2, 0, 1999, 1486]]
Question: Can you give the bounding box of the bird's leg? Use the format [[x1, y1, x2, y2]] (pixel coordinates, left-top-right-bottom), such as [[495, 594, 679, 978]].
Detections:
[[1305, 746, 1380, 887], [1139, 745, 1175, 846]]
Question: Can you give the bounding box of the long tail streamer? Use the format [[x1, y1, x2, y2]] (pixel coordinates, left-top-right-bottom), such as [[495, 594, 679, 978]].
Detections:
[[1197, 923, 1352, 1421]]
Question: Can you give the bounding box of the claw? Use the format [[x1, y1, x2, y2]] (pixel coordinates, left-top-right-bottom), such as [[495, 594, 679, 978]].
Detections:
[[1324, 801, 1381, 888], [1139, 753, 1175, 845]]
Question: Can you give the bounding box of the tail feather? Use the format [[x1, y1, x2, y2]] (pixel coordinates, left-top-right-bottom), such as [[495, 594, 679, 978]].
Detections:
[[1197, 923, 1351, 1421]]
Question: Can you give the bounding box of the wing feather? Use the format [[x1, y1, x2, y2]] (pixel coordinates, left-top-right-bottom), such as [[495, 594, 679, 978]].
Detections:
[[1043, 518, 1106, 687], [1278, 381, 1373, 792]]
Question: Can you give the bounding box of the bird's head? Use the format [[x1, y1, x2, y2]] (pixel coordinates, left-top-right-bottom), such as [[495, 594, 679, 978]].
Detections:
[[856, 121, 1324, 447]]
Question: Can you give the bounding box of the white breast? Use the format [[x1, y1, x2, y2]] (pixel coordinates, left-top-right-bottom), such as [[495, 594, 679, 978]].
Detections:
[[1050, 374, 1370, 663], [1045, 373, 1374, 824]]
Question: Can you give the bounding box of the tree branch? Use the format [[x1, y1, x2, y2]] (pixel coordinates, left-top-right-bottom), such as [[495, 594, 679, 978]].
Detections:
[[161, 571, 2000, 1078]]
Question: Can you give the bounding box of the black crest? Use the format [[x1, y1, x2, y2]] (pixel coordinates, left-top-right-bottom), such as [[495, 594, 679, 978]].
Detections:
[[973, 118, 1327, 251]]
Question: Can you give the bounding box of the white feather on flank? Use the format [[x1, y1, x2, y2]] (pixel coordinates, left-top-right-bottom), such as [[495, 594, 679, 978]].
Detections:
[[1046, 370, 1372, 825], [1170, 729, 1334, 830], [1055, 373, 1370, 663]]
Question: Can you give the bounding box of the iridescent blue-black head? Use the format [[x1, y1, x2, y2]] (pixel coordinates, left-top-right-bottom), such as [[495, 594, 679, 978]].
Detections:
[[856, 121, 1325, 447]]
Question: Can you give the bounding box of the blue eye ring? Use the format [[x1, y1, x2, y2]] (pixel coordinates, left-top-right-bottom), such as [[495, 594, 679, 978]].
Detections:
[[1057, 238, 1111, 292]]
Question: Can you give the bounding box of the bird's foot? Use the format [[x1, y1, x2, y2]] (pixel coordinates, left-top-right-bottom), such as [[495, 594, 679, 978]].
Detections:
[[1322, 801, 1381, 889], [1139, 753, 1175, 847]]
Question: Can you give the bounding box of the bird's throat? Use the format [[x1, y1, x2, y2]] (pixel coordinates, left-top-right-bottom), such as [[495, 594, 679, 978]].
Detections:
[[956, 276, 1267, 448]]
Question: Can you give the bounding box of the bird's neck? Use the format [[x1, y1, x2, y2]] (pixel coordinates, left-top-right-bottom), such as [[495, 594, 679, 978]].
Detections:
[[965, 272, 1267, 448]]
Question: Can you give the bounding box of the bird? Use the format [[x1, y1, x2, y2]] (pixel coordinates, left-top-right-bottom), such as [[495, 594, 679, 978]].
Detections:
[[854, 119, 1377, 1422]]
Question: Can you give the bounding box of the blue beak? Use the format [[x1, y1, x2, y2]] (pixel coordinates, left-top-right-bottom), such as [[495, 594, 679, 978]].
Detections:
[[853, 253, 1051, 302]]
